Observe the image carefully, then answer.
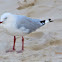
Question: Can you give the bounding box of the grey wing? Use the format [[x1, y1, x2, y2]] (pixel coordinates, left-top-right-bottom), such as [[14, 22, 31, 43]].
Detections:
[[16, 16, 41, 33]]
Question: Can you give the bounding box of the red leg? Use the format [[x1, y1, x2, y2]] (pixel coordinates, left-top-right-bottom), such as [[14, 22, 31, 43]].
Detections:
[[16, 36, 24, 53], [13, 36, 16, 50], [6, 36, 16, 53], [22, 36, 24, 50]]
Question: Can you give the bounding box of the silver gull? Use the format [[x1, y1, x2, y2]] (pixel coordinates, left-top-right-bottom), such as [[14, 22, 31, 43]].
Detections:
[[0, 13, 53, 53]]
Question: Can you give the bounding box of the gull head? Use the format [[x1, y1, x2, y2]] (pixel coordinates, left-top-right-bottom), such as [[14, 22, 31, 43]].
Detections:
[[0, 13, 13, 24]]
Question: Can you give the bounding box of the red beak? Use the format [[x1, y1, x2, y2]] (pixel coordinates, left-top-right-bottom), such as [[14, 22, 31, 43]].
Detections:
[[0, 22, 3, 23]]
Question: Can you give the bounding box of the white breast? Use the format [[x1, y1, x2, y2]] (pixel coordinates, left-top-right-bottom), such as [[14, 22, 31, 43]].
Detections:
[[2, 23, 29, 36]]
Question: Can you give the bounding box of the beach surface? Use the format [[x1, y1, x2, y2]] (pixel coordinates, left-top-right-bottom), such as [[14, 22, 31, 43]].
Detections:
[[0, 0, 62, 62]]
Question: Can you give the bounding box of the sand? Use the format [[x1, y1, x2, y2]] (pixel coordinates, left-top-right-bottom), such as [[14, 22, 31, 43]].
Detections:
[[0, 0, 62, 62]]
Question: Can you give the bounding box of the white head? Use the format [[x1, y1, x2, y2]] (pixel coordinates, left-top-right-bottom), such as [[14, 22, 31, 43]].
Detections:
[[0, 13, 13, 23]]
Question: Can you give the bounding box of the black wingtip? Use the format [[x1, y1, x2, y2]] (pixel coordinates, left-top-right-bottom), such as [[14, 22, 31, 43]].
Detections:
[[40, 20, 45, 23], [48, 18, 53, 22]]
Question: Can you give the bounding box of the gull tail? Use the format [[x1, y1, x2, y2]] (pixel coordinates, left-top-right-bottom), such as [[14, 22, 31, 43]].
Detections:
[[40, 18, 53, 26], [40, 18, 53, 24], [45, 18, 53, 24]]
